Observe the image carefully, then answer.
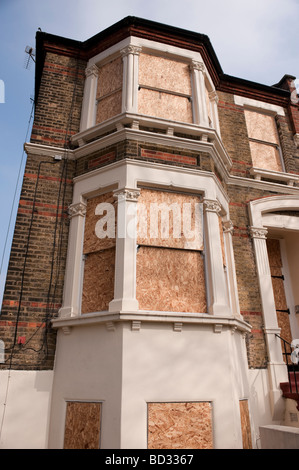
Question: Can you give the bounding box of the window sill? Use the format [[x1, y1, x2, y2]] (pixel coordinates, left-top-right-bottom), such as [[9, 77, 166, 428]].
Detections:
[[250, 167, 299, 186], [52, 310, 251, 335]]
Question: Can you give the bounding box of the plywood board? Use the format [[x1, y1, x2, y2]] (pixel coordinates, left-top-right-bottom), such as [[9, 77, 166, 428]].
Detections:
[[139, 53, 192, 95], [64, 401, 101, 449], [81, 247, 115, 313], [249, 141, 282, 172], [239, 400, 252, 449], [267, 238, 292, 356], [136, 246, 206, 313], [148, 402, 213, 449], [267, 239, 282, 267], [97, 57, 123, 99], [83, 192, 116, 255], [96, 90, 122, 123], [137, 189, 203, 251], [138, 88, 193, 123], [244, 109, 279, 144]]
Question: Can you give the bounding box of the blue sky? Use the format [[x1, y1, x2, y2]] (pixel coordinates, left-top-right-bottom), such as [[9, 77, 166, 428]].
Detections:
[[0, 0, 299, 303]]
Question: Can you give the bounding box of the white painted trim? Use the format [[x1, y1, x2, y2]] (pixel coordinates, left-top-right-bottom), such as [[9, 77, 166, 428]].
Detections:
[[234, 95, 285, 116], [52, 310, 251, 333], [250, 167, 299, 186], [248, 195, 299, 418], [249, 195, 299, 227]]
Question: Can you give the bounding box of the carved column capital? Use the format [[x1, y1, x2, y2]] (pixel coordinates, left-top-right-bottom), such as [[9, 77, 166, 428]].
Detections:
[[249, 226, 268, 239], [68, 202, 87, 218], [85, 64, 99, 78], [203, 198, 221, 214], [120, 45, 142, 57], [223, 220, 234, 234], [114, 188, 140, 202], [209, 90, 219, 104], [190, 60, 206, 74]]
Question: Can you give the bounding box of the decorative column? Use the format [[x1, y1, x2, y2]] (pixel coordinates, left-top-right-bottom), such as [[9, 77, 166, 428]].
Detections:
[[203, 199, 230, 315], [59, 201, 87, 317], [249, 226, 287, 419], [120, 45, 141, 114], [80, 64, 99, 132], [223, 220, 241, 317], [209, 90, 221, 136], [190, 60, 209, 128], [109, 188, 140, 312]]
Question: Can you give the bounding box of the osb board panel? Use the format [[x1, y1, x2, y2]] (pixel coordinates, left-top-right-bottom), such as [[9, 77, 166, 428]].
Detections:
[[277, 311, 292, 347], [148, 402, 213, 449], [239, 400, 252, 449], [138, 88, 193, 123], [81, 248, 115, 313], [96, 90, 122, 124], [136, 246, 206, 313], [137, 189, 203, 250], [64, 402, 101, 449], [97, 57, 123, 99], [244, 109, 279, 144], [267, 238, 292, 353], [139, 53, 192, 95], [267, 239, 282, 267], [83, 192, 116, 255], [272, 277, 288, 312], [249, 141, 282, 172], [219, 217, 226, 267]]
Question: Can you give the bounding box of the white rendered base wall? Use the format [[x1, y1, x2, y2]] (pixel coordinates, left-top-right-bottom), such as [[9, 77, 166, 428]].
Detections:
[[247, 369, 284, 448], [49, 318, 253, 449], [0, 370, 53, 449]]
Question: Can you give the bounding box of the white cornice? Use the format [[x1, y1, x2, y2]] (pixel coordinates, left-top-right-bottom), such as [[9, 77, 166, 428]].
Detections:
[[227, 174, 299, 195], [24, 142, 74, 160], [24, 140, 299, 196], [51, 310, 252, 334]]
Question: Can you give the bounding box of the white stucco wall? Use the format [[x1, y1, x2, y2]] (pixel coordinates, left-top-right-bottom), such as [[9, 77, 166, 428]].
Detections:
[[0, 370, 53, 449], [48, 319, 252, 449]]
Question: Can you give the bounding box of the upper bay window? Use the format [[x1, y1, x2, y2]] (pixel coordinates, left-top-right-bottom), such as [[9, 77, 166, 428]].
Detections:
[[80, 39, 220, 134]]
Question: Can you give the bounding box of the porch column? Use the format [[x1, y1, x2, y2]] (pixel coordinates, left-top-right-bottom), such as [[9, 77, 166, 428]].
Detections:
[[223, 220, 241, 317], [203, 199, 230, 315], [109, 188, 140, 312], [250, 226, 288, 418]]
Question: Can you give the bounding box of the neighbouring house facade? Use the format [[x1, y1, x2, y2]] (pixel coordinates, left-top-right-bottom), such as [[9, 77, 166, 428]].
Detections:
[[1, 17, 299, 449]]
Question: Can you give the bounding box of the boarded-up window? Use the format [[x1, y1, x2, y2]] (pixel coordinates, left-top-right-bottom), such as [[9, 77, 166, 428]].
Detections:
[[81, 192, 116, 313], [138, 53, 193, 123], [148, 402, 213, 449], [64, 401, 101, 449], [244, 109, 282, 172], [239, 400, 252, 449], [267, 238, 292, 360], [96, 58, 123, 123], [136, 189, 206, 313]]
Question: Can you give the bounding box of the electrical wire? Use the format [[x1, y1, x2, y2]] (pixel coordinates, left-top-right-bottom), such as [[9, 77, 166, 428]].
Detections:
[[0, 99, 34, 284], [3, 52, 81, 367]]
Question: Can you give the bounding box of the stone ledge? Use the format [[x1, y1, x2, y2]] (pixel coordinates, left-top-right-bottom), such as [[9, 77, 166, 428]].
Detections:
[[52, 310, 251, 334]]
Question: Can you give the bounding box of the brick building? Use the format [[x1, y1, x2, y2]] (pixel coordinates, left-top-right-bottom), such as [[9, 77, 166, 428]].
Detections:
[[1, 16, 299, 449]]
